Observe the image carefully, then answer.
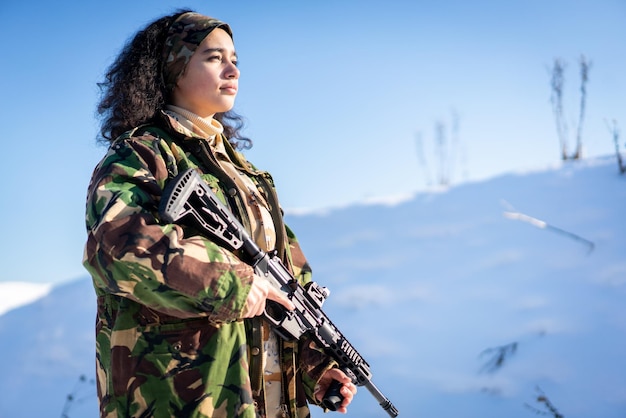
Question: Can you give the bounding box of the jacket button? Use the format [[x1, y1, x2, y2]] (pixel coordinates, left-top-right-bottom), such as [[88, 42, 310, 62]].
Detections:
[[251, 347, 260, 356], [228, 188, 238, 197]]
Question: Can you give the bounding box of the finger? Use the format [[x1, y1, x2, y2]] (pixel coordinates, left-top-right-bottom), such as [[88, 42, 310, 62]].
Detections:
[[243, 277, 270, 318], [341, 383, 356, 403], [267, 286, 295, 310], [246, 298, 264, 318], [342, 382, 357, 396], [254, 299, 266, 316], [337, 392, 351, 414], [328, 372, 356, 410], [327, 368, 352, 384]]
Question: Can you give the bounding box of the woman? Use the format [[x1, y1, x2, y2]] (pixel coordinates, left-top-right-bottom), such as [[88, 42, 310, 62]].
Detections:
[[83, 10, 356, 418]]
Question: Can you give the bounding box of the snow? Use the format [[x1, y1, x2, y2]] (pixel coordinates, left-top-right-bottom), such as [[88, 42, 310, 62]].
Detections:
[[1, 156, 624, 417], [0, 282, 53, 316]]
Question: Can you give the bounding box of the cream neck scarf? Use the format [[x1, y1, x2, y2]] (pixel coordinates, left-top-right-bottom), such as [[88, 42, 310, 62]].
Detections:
[[165, 105, 223, 139]]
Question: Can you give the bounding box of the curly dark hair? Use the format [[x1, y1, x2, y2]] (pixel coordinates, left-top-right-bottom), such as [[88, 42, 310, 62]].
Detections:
[[96, 9, 251, 149]]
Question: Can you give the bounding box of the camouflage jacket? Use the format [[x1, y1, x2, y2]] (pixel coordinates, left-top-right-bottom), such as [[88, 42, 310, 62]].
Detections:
[[83, 112, 335, 417]]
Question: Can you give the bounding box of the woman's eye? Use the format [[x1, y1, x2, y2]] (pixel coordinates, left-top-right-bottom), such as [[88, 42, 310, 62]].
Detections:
[[208, 55, 222, 62]]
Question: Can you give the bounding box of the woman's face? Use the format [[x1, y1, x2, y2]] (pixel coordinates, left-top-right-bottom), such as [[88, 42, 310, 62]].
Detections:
[[172, 28, 239, 118]]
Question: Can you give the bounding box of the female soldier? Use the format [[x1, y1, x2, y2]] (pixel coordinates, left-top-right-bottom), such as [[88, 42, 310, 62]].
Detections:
[[83, 9, 356, 418]]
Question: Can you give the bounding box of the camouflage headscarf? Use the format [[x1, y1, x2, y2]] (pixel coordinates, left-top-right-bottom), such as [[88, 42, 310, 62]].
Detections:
[[162, 12, 233, 91]]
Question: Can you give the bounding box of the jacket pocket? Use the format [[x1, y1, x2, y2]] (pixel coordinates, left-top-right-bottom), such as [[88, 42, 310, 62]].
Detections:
[[141, 318, 219, 356]]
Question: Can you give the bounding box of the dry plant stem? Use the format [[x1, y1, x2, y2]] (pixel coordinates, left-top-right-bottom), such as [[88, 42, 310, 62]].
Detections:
[[503, 211, 595, 253]]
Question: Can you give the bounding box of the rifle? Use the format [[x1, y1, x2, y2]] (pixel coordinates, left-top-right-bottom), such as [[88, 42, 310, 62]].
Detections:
[[159, 168, 399, 417]]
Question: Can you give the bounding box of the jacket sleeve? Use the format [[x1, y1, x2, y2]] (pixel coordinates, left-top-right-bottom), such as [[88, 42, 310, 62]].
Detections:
[[83, 135, 254, 323]]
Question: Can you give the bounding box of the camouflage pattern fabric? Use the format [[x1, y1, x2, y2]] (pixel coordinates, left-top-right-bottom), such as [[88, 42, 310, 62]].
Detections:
[[83, 112, 335, 417]]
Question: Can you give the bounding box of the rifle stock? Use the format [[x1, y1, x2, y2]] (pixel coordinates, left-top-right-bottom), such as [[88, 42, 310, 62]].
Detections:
[[159, 169, 399, 417]]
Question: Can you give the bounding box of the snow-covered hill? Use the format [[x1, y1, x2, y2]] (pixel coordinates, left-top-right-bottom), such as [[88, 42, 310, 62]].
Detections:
[[0, 278, 96, 417], [1, 156, 625, 417], [0, 282, 52, 316]]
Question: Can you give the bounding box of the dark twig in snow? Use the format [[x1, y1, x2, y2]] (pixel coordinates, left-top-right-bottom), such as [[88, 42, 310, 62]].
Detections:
[[501, 201, 595, 253]]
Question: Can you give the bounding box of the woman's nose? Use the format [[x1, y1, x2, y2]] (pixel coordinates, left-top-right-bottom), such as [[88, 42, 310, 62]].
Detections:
[[226, 62, 240, 79]]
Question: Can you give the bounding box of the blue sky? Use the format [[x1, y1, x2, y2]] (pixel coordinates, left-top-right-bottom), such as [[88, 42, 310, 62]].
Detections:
[[1, 0, 624, 284]]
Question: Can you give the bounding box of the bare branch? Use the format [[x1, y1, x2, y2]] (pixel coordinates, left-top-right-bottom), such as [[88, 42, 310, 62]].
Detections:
[[550, 58, 568, 160], [574, 55, 592, 159], [479, 342, 518, 373], [502, 203, 595, 253], [606, 119, 625, 174], [524, 386, 565, 418]]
